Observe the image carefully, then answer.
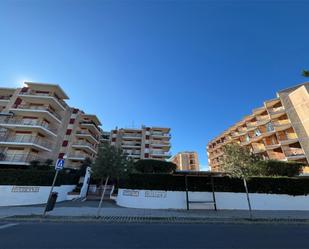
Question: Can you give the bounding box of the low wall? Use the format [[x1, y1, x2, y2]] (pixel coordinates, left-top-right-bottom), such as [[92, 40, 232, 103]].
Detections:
[[0, 185, 76, 207], [117, 189, 309, 210]]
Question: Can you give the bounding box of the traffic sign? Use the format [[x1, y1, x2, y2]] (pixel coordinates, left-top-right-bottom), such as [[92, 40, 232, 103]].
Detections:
[[55, 159, 65, 171]]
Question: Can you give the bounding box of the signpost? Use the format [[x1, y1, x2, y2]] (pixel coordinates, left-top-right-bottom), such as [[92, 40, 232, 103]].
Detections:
[[43, 159, 65, 217]]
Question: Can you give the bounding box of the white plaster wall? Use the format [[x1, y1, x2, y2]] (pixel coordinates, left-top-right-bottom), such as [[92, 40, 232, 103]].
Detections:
[[117, 189, 309, 211], [0, 185, 76, 207]]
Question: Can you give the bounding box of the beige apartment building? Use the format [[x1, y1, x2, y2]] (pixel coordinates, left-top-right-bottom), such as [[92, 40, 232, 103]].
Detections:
[[207, 82, 309, 172], [170, 151, 199, 171], [110, 126, 171, 161], [0, 82, 102, 169]]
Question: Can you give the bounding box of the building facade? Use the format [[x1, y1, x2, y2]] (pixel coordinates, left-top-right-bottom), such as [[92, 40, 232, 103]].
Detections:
[[0, 82, 102, 169], [170, 151, 199, 171], [110, 126, 171, 161], [207, 82, 309, 172]]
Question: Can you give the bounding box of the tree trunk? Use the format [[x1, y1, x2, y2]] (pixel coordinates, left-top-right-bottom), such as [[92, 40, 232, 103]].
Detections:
[[243, 177, 252, 219], [96, 176, 109, 218]]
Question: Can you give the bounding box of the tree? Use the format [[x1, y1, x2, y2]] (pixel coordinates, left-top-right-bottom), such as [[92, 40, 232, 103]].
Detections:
[[221, 143, 262, 218], [302, 70, 309, 77], [92, 143, 133, 217], [253, 160, 303, 177], [43, 159, 53, 167], [134, 159, 176, 174]]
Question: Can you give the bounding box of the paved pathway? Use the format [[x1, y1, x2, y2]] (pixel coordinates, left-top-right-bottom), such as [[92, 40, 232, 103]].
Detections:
[[2, 200, 309, 221]]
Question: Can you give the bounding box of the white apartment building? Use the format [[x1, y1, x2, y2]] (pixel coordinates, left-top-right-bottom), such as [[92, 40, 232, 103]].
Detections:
[[110, 126, 171, 161], [0, 82, 102, 168]]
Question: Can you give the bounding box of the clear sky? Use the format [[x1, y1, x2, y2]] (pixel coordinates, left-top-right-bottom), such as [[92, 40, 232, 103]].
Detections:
[[0, 0, 308, 169]]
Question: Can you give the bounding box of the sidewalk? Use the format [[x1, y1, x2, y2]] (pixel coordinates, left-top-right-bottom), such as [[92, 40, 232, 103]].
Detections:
[[2, 201, 309, 222]]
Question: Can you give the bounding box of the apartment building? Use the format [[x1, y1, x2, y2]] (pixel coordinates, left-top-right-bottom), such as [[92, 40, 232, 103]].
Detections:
[[0, 82, 102, 169], [207, 82, 309, 172], [110, 126, 171, 161], [170, 151, 199, 171], [100, 131, 111, 145]]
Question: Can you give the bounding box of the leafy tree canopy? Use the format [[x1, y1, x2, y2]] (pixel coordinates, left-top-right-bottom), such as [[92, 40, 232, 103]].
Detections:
[[92, 143, 133, 180]]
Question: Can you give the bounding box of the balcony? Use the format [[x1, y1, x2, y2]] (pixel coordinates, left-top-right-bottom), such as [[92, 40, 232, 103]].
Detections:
[[273, 120, 291, 131], [122, 133, 142, 139], [72, 140, 97, 154], [18, 91, 66, 110], [0, 136, 52, 151], [151, 132, 171, 139], [0, 118, 58, 136], [67, 153, 89, 161], [121, 142, 141, 148], [284, 148, 306, 160], [80, 122, 101, 134], [246, 121, 258, 128], [150, 150, 171, 157], [0, 153, 43, 165], [279, 135, 299, 145], [268, 106, 285, 117], [150, 141, 171, 148], [10, 104, 62, 123], [76, 130, 99, 143], [0, 95, 11, 105], [256, 116, 270, 125], [264, 143, 281, 150], [252, 145, 266, 153]]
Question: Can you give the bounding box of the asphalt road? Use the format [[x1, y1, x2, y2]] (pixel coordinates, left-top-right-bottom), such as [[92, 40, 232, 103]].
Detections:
[[1, 222, 309, 249]]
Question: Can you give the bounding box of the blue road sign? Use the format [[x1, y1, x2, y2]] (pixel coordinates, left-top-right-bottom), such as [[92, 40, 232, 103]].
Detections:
[[55, 159, 65, 171]]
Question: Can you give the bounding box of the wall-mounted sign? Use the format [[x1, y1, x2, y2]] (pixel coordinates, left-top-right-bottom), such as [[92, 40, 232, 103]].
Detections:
[[145, 191, 167, 198], [11, 186, 40, 193], [123, 190, 139, 197]]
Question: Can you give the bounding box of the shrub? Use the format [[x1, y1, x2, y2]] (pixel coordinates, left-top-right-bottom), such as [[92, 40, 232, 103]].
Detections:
[[119, 174, 309, 196], [252, 160, 304, 177], [134, 159, 176, 174], [0, 168, 79, 186]]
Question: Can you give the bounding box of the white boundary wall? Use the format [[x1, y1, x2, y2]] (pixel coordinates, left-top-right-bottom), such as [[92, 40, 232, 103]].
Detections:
[[0, 185, 76, 207], [117, 189, 309, 210]]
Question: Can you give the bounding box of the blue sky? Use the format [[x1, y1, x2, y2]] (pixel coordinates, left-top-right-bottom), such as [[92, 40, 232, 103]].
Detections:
[[0, 0, 308, 169]]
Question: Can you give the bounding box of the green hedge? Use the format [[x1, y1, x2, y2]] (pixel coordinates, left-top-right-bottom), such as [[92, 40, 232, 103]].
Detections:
[[0, 169, 79, 186], [119, 174, 309, 196]]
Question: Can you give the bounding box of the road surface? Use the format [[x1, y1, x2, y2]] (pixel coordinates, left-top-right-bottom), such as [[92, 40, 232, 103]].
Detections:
[[0, 221, 309, 248]]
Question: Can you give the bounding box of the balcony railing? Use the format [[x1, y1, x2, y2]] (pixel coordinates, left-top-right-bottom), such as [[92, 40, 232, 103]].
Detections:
[[150, 151, 171, 157], [151, 132, 171, 138], [273, 120, 291, 127], [80, 121, 100, 133], [122, 134, 142, 138], [0, 153, 43, 163], [73, 140, 97, 151], [268, 106, 285, 115], [0, 118, 57, 134], [0, 95, 11, 100], [76, 130, 99, 141], [11, 104, 62, 121], [19, 91, 66, 109], [0, 135, 52, 149], [247, 122, 257, 128], [67, 153, 88, 159], [284, 148, 305, 157]]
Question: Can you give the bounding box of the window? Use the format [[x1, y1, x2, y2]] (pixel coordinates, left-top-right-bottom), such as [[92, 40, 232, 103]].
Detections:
[[69, 118, 75, 124], [266, 122, 274, 132], [58, 153, 65, 159], [62, 140, 68, 147], [254, 129, 261, 137], [66, 129, 72, 135]]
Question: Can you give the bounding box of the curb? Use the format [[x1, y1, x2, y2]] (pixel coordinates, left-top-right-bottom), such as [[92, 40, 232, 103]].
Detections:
[[2, 215, 309, 224]]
